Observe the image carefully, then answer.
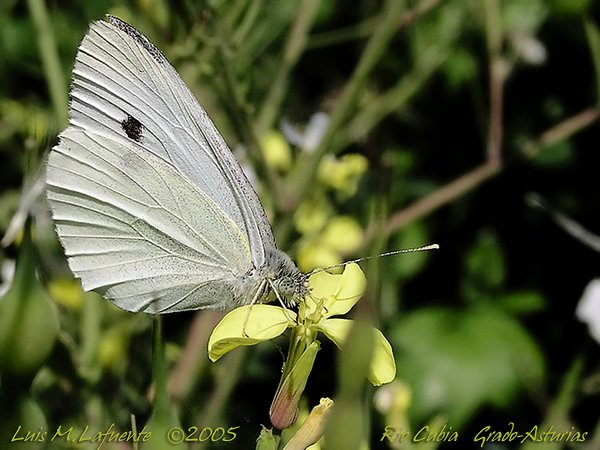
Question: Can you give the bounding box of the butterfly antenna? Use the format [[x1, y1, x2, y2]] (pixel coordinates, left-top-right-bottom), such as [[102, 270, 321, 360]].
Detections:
[[310, 243, 440, 274]]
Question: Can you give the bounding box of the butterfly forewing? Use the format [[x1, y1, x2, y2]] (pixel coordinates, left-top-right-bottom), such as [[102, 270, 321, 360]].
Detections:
[[72, 16, 274, 260], [47, 16, 278, 312]]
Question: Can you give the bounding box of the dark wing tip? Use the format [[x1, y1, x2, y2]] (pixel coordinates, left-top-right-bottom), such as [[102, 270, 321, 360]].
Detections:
[[103, 14, 167, 65]]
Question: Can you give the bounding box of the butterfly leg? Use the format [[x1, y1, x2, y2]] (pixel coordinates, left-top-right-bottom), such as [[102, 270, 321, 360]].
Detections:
[[242, 280, 268, 337]]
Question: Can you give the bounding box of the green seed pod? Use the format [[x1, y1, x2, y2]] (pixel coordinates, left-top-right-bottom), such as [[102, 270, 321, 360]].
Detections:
[[0, 222, 59, 379], [0, 395, 48, 450]]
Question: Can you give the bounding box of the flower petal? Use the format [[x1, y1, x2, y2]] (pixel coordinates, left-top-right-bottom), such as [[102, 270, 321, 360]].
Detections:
[[314, 318, 396, 386], [368, 328, 397, 386], [313, 318, 353, 347], [328, 263, 366, 316], [307, 263, 365, 318], [208, 305, 296, 362]]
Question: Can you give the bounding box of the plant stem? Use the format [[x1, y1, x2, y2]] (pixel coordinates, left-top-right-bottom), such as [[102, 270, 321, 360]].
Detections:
[[232, 0, 264, 48], [257, 0, 321, 133], [373, 161, 500, 241], [193, 349, 248, 450], [26, 0, 68, 128], [484, 0, 504, 164], [308, 0, 442, 49], [339, 50, 446, 149], [152, 316, 168, 415], [279, 0, 406, 241], [522, 107, 600, 158], [168, 311, 224, 412], [520, 352, 585, 450], [308, 18, 376, 49], [361, 0, 508, 242]]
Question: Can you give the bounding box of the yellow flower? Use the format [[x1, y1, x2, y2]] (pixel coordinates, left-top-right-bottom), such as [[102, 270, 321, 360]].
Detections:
[[317, 154, 368, 196], [207, 263, 396, 386], [296, 239, 340, 273], [262, 130, 292, 172], [296, 216, 364, 272], [48, 277, 84, 311], [321, 216, 363, 253], [293, 194, 331, 235]]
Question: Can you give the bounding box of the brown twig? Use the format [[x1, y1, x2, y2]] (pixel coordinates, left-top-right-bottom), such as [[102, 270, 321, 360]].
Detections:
[[485, 0, 504, 164], [381, 161, 501, 238], [374, 103, 600, 241], [522, 106, 600, 158], [399, 0, 444, 29], [370, 0, 507, 241]]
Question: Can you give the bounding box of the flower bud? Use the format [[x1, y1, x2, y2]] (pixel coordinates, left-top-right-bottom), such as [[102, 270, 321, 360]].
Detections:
[[282, 397, 333, 450], [270, 341, 320, 430]]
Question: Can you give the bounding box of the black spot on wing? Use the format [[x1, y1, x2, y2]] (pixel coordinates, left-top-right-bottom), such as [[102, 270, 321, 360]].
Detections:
[[121, 114, 144, 142], [105, 15, 167, 65]]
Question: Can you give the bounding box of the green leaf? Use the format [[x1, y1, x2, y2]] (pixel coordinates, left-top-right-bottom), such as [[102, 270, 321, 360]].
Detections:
[[256, 426, 280, 450], [463, 231, 505, 299], [390, 307, 545, 426], [495, 290, 546, 315]]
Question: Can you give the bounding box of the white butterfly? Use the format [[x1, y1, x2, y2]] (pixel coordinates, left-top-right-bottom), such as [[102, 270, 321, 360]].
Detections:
[[46, 15, 308, 314]]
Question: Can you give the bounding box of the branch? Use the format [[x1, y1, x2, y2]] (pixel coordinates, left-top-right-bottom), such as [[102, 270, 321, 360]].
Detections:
[[365, 161, 501, 241], [522, 107, 600, 158], [485, 0, 504, 164]]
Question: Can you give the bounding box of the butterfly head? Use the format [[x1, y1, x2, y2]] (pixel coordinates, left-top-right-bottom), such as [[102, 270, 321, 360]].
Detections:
[[264, 249, 310, 307]]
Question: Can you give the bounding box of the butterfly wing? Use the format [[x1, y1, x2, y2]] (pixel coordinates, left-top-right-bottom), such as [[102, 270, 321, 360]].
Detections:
[[47, 16, 274, 312]]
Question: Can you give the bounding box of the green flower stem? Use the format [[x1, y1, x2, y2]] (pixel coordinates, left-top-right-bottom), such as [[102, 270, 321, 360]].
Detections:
[[151, 316, 169, 421], [257, 0, 321, 133], [285, 327, 306, 373], [268, 320, 322, 430], [194, 349, 247, 450], [231, 0, 263, 47], [521, 352, 585, 450], [307, 0, 441, 49], [339, 49, 447, 149], [584, 19, 600, 105], [325, 317, 374, 450], [279, 0, 406, 242], [79, 294, 103, 384], [145, 316, 181, 450], [308, 17, 377, 49], [26, 0, 68, 128], [221, 0, 250, 33]]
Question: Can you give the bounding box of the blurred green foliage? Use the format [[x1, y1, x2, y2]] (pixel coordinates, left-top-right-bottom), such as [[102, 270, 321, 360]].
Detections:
[[1, 0, 599, 449]]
